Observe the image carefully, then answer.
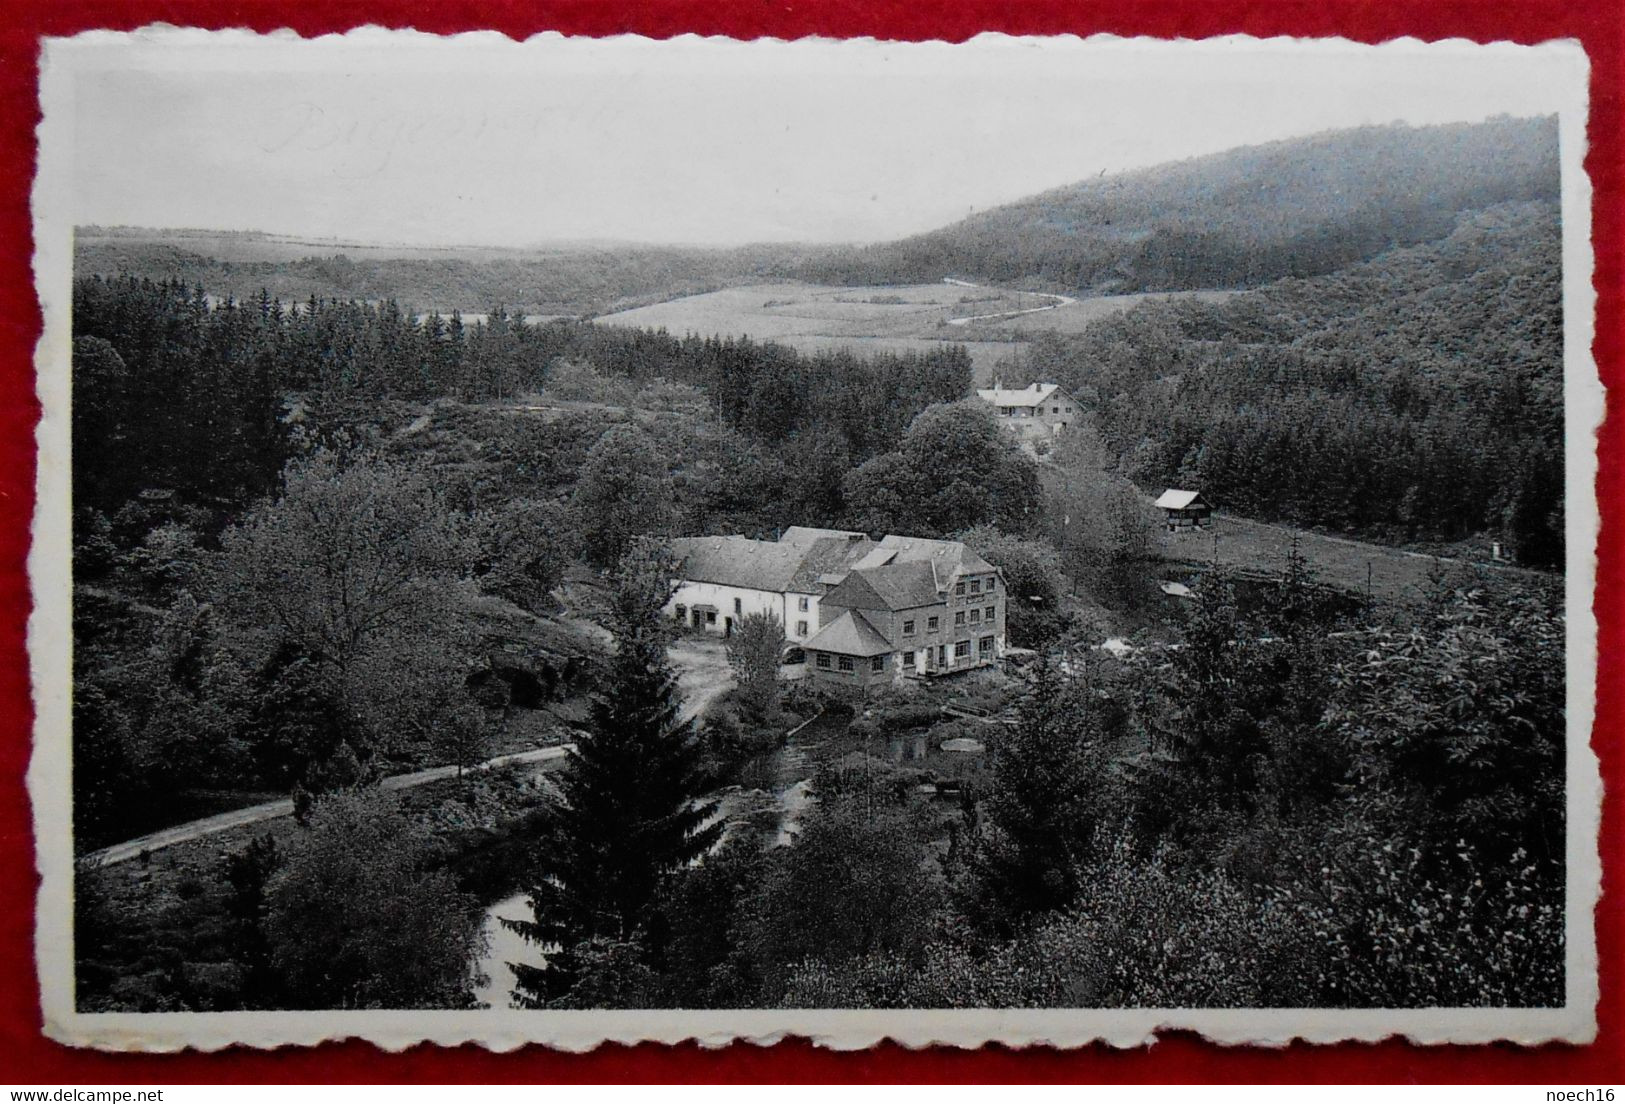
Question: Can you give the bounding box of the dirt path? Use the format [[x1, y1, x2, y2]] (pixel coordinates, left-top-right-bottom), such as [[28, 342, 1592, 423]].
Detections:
[[85, 745, 574, 867], [943, 277, 1076, 327], [668, 636, 734, 722], [87, 634, 731, 868]]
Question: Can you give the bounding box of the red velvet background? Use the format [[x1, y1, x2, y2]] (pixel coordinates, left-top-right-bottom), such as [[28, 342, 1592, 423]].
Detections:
[[0, 0, 1618, 1084]]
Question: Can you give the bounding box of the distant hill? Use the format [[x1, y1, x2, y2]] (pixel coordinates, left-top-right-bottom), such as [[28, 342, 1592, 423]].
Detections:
[[72, 232, 830, 317], [795, 116, 1559, 294], [75, 116, 1559, 313]]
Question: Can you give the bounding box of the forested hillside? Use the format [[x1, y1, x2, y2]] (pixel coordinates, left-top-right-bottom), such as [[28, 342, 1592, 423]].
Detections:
[[1004, 199, 1564, 563], [799, 116, 1559, 294], [73, 234, 826, 317], [69, 275, 971, 527]]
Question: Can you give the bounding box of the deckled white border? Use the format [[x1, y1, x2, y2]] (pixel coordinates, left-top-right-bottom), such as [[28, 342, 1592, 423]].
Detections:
[[29, 28, 1601, 1052]]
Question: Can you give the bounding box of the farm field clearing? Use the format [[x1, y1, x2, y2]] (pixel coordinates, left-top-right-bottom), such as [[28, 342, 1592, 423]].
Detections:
[[593, 281, 1028, 383], [595, 281, 1241, 384], [1152, 512, 1547, 605]]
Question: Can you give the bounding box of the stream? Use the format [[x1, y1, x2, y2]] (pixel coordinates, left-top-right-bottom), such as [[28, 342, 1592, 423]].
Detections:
[[471, 766, 817, 1009]]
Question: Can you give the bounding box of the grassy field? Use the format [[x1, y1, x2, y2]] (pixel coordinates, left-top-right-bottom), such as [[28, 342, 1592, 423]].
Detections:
[[595, 281, 1024, 382], [1153, 511, 1549, 606], [595, 281, 1244, 385]]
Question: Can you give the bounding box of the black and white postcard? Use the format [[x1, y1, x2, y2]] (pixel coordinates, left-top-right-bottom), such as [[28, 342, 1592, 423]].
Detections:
[[29, 30, 1599, 1050]]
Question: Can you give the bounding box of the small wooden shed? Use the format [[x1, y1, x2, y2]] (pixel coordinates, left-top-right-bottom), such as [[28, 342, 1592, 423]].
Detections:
[[1155, 489, 1213, 531]]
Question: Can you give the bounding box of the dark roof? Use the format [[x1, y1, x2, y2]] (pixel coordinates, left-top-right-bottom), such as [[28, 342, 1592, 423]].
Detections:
[[877, 534, 998, 577], [803, 610, 893, 657], [671, 536, 810, 592], [671, 531, 994, 601], [779, 525, 868, 548], [785, 535, 877, 593], [822, 560, 943, 612]]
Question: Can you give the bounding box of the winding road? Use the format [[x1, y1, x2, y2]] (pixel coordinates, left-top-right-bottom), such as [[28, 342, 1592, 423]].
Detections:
[[84, 637, 734, 868], [942, 277, 1076, 327]]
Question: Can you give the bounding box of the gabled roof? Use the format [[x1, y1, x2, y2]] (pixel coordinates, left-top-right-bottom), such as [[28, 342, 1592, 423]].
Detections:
[[823, 561, 943, 612], [976, 382, 1064, 408], [671, 530, 995, 599], [785, 535, 877, 593], [779, 525, 868, 548], [671, 535, 809, 593], [877, 534, 997, 577], [803, 610, 893, 657], [1154, 489, 1209, 511]]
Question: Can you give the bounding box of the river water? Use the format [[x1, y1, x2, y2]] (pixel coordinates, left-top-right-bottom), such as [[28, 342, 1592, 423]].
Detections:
[[471, 767, 817, 1010]]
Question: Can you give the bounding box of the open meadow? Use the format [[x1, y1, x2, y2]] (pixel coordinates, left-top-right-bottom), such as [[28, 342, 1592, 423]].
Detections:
[[1151, 511, 1544, 606], [595, 280, 1023, 382], [596, 281, 1240, 383]]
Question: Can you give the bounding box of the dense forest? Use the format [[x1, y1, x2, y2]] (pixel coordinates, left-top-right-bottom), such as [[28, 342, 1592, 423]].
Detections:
[[70, 275, 971, 525], [69, 274, 997, 848], [801, 117, 1559, 294], [998, 199, 1564, 563], [68, 283, 1566, 1015]]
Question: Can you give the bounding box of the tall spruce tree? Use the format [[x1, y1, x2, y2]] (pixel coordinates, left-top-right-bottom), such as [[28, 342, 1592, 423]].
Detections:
[[958, 660, 1105, 938], [506, 539, 721, 1007]]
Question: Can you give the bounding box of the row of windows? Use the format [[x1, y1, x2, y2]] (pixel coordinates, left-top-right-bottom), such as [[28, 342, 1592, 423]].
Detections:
[[953, 606, 998, 626], [953, 575, 998, 597], [900, 603, 998, 636], [811, 635, 998, 674], [814, 653, 887, 673], [897, 635, 994, 668]]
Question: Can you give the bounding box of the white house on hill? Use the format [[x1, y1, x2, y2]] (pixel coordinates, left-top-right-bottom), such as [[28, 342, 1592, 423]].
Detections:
[[975, 382, 1078, 443]]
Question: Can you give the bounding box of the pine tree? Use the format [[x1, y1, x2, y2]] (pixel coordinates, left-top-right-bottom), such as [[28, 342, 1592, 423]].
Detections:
[[959, 660, 1104, 937], [506, 540, 721, 1007]]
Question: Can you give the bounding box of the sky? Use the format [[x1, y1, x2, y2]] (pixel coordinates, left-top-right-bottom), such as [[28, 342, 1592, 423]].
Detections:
[[58, 32, 1582, 248]]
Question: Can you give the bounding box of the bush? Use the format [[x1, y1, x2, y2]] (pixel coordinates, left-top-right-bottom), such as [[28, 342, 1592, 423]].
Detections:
[[871, 702, 944, 734]]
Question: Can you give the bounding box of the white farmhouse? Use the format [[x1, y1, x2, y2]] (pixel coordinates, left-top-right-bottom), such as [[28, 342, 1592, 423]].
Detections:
[[975, 381, 1079, 444], [668, 527, 872, 642]]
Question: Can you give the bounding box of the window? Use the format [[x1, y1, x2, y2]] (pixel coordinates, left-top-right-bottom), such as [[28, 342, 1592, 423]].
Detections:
[[903, 651, 915, 667], [798, 596, 810, 612], [954, 581, 966, 596], [816, 653, 831, 669], [954, 640, 970, 659], [733, 597, 742, 615], [675, 604, 686, 621], [796, 620, 808, 636], [705, 610, 717, 624], [985, 605, 996, 621], [979, 635, 994, 653], [1065, 406, 1073, 413], [1052, 406, 1060, 414], [969, 578, 981, 594], [838, 655, 854, 672], [927, 616, 939, 632], [902, 619, 915, 635], [955, 611, 966, 626], [969, 609, 981, 624], [871, 655, 885, 673]]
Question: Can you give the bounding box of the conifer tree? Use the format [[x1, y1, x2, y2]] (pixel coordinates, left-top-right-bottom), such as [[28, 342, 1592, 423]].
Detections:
[[958, 660, 1104, 937], [507, 539, 720, 1007]]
